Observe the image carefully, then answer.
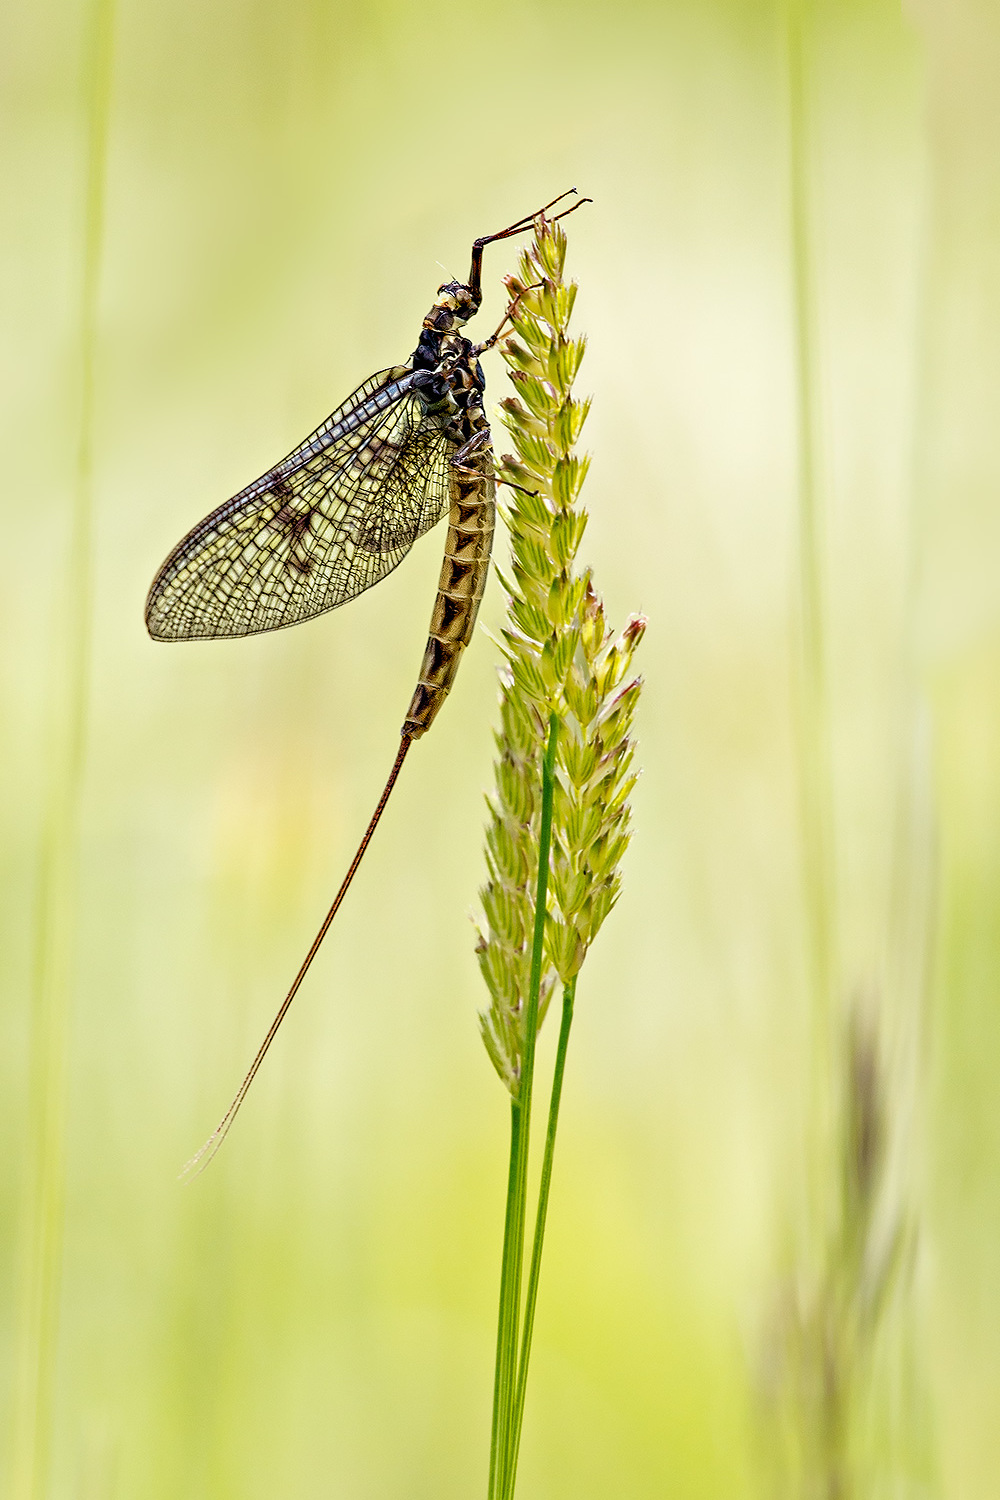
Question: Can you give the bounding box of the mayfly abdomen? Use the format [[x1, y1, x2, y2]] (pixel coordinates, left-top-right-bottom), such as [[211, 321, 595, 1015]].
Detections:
[[402, 446, 496, 739]]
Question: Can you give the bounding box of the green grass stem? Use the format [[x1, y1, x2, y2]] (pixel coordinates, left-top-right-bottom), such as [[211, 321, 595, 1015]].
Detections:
[[478, 211, 642, 1498], [507, 976, 577, 1495], [788, 0, 837, 1197], [489, 712, 559, 1500], [488, 1104, 524, 1500], [10, 2, 115, 1495]]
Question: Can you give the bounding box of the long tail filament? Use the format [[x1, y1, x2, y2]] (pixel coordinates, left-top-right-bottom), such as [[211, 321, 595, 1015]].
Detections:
[[181, 734, 413, 1177]]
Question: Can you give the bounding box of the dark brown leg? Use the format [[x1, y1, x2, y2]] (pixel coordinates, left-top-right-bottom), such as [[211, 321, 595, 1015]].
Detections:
[[468, 191, 592, 300]]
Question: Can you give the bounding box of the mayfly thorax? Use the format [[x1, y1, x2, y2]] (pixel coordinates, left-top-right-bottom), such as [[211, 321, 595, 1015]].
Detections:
[[146, 190, 590, 1166]]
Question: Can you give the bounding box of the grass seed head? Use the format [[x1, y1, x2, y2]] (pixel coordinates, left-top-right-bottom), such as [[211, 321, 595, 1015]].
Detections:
[[476, 208, 645, 1092]]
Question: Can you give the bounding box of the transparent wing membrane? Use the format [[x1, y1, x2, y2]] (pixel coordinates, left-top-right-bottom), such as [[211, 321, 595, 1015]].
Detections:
[[146, 371, 453, 640]]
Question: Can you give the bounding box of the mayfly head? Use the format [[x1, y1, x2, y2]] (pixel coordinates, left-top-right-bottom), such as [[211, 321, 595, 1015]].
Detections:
[[423, 280, 482, 333]]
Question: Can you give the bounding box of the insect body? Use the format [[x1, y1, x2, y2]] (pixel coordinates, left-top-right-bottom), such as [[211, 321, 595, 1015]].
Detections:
[[147, 280, 497, 739], [147, 192, 587, 1161]]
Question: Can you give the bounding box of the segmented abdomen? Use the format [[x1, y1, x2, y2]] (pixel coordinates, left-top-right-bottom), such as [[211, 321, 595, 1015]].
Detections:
[[401, 444, 495, 739]]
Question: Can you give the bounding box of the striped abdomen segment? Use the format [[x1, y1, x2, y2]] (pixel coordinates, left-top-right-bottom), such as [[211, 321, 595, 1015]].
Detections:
[[402, 449, 496, 739]]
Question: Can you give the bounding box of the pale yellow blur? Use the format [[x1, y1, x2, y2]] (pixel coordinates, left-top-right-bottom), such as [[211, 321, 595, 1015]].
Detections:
[[1, 0, 998, 1495]]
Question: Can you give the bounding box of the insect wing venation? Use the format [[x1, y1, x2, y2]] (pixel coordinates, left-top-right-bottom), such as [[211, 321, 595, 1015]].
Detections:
[[146, 369, 453, 641]]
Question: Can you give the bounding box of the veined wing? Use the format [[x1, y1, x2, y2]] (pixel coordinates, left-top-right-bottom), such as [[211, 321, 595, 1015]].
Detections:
[[146, 368, 454, 640]]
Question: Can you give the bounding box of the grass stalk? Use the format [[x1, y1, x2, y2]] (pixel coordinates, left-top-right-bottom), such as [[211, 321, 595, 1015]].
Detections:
[[476, 207, 643, 1499], [788, 0, 837, 1202], [766, 7, 928, 1496], [489, 1104, 525, 1500], [489, 714, 559, 1500], [10, 2, 115, 1495], [507, 975, 577, 1495]]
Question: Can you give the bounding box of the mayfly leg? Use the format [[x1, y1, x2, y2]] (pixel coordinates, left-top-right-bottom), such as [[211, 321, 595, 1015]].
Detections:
[[467, 189, 591, 299], [449, 427, 491, 475], [471, 281, 547, 358]]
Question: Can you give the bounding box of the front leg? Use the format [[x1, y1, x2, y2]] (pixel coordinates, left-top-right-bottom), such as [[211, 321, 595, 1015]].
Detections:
[[451, 428, 537, 499], [450, 427, 492, 480]]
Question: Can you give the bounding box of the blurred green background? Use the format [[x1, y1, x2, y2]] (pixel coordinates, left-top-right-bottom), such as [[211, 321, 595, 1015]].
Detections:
[[3, 0, 1000, 1494]]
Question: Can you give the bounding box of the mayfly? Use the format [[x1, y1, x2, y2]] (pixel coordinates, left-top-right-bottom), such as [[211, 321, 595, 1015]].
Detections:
[[147, 190, 589, 1166]]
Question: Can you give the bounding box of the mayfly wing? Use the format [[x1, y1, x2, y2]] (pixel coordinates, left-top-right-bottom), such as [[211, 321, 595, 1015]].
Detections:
[[146, 368, 453, 641]]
